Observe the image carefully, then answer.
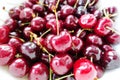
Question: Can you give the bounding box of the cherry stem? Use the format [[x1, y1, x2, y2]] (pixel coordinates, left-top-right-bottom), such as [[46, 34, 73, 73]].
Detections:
[[74, 0, 79, 8], [69, 30, 74, 33], [48, 53, 52, 80], [84, 0, 90, 10], [21, 22, 30, 26], [40, 29, 51, 38], [15, 53, 22, 58], [89, 0, 96, 6], [55, 73, 74, 80], [106, 27, 120, 35], [90, 56, 93, 62]]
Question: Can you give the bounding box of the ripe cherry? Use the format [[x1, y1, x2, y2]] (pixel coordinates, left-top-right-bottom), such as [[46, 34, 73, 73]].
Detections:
[[29, 62, 48, 80], [50, 53, 73, 75], [74, 58, 97, 80], [29, 0, 39, 4], [79, 14, 97, 29], [8, 58, 29, 77], [45, 13, 55, 21], [0, 44, 16, 66], [102, 44, 114, 52]]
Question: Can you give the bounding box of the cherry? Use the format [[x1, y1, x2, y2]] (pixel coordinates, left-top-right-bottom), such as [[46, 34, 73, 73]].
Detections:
[[8, 58, 29, 77], [73, 58, 97, 80], [106, 6, 117, 14], [22, 1, 33, 8], [86, 33, 103, 46], [65, 15, 78, 30], [19, 8, 34, 22], [41, 52, 49, 64], [29, 62, 49, 80], [75, 6, 87, 17], [31, 17, 46, 32], [51, 30, 72, 52], [102, 44, 114, 52], [95, 64, 104, 78], [94, 17, 113, 36], [8, 37, 24, 52], [4, 18, 18, 31], [79, 14, 97, 29], [83, 45, 102, 61], [0, 26, 10, 44], [0, 44, 16, 66], [72, 36, 83, 52], [20, 41, 41, 60], [50, 53, 73, 75], [45, 13, 56, 21], [32, 4, 44, 15], [9, 7, 21, 20], [93, 10, 103, 19], [87, 6, 97, 13], [29, 0, 39, 4], [101, 50, 120, 69], [60, 5, 75, 18], [106, 32, 120, 44], [78, 0, 89, 6], [23, 26, 32, 40], [67, 0, 77, 6], [75, 28, 87, 39]]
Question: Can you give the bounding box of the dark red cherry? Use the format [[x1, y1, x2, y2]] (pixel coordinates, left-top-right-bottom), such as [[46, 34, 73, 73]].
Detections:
[[0, 44, 16, 66], [78, 0, 89, 6], [29, 0, 39, 4], [60, 5, 75, 18], [94, 17, 113, 36], [67, 0, 76, 6], [50, 53, 73, 75], [83, 45, 102, 61], [22, 1, 33, 8], [75, 6, 87, 17], [74, 58, 97, 80], [72, 36, 83, 52], [79, 14, 97, 29], [29, 62, 48, 80], [46, 19, 63, 34], [93, 10, 103, 19], [9, 7, 21, 20], [8, 58, 28, 77], [106, 6, 117, 14], [4, 18, 18, 31], [106, 32, 120, 44], [75, 28, 87, 39], [32, 4, 44, 15], [0, 26, 10, 44], [45, 13, 55, 21], [101, 50, 120, 69], [65, 15, 78, 30], [19, 8, 34, 22], [31, 17, 46, 32], [8, 37, 24, 52], [102, 44, 114, 52], [86, 34, 103, 46], [51, 30, 72, 52], [20, 41, 40, 60], [95, 64, 104, 78], [23, 26, 32, 39]]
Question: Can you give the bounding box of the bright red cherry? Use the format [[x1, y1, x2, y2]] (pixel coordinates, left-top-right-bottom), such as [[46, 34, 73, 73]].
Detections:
[[29, 62, 48, 80], [51, 30, 72, 52], [74, 58, 97, 80], [0, 44, 16, 66], [94, 17, 113, 36], [8, 58, 29, 77], [31, 17, 46, 32], [79, 14, 97, 29], [50, 53, 73, 75], [0, 26, 10, 44]]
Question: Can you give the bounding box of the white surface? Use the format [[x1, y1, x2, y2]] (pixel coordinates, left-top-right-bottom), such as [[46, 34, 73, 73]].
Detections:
[[0, 0, 120, 80]]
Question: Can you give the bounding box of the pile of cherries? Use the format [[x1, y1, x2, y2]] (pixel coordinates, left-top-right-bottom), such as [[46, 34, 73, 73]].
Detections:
[[0, 0, 120, 80]]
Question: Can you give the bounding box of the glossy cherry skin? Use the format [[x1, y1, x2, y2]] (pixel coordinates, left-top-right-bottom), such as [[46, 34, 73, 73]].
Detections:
[[20, 41, 40, 60], [22, 1, 33, 8], [94, 17, 113, 36], [19, 8, 34, 22], [67, 0, 76, 6], [83, 45, 102, 61], [86, 34, 103, 46], [75, 6, 87, 17], [8, 58, 28, 77], [29, 62, 48, 80], [74, 58, 97, 80], [106, 32, 120, 44], [0, 44, 16, 66], [23, 26, 32, 40], [44, 13, 55, 21], [95, 64, 104, 78], [72, 36, 83, 52], [31, 17, 46, 32], [51, 30, 72, 52], [93, 10, 103, 19], [101, 50, 120, 70], [65, 15, 78, 30], [32, 4, 44, 15], [0, 26, 10, 44], [29, 0, 39, 4], [50, 53, 73, 75], [102, 44, 114, 52], [79, 14, 97, 29]]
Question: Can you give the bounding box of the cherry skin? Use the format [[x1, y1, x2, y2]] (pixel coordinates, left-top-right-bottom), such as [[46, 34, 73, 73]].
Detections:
[[20, 41, 40, 60], [102, 44, 114, 52], [79, 14, 97, 29], [8, 58, 29, 77], [93, 10, 103, 19], [0, 44, 16, 66], [0, 26, 10, 44], [94, 17, 113, 36], [29, 62, 48, 80], [75, 6, 87, 17], [44, 13, 55, 21], [67, 0, 76, 6], [83, 45, 102, 61], [29, 0, 39, 4], [73, 58, 97, 80], [22, 1, 33, 8], [23, 26, 32, 40], [31, 17, 46, 32], [19, 8, 34, 22], [50, 53, 73, 75], [51, 30, 72, 52], [86, 34, 103, 46], [32, 4, 44, 15]]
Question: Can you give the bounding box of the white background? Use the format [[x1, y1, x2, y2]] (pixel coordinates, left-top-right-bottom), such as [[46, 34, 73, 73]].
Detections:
[[0, 0, 120, 80]]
